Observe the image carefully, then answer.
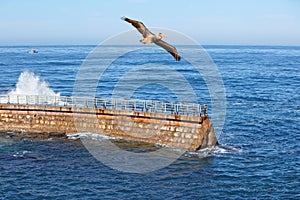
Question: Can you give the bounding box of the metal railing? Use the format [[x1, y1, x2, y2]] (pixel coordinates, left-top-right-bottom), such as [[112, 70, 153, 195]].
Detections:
[[0, 94, 208, 117]]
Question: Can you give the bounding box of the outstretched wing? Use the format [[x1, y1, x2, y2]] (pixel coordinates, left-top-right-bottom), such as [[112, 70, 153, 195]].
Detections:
[[121, 17, 154, 38], [154, 40, 181, 61]]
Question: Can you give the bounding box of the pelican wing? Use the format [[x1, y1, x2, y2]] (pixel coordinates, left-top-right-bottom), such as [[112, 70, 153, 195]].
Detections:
[[121, 17, 154, 38], [154, 40, 181, 61]]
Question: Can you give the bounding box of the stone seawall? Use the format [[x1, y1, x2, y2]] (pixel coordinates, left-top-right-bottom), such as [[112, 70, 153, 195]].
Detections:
[[0, 104, 218, 151]]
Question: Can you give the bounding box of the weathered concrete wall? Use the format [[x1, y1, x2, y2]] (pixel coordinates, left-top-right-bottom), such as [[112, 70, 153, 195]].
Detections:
[[0, 104, 218, 151]]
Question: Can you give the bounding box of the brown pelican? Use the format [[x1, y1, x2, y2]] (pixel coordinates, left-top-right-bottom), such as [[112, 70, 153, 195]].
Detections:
[[121, 17, 181, 61]]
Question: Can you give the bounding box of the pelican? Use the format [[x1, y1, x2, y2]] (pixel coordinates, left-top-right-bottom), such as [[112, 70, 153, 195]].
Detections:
[[121, 17, 181, 61]]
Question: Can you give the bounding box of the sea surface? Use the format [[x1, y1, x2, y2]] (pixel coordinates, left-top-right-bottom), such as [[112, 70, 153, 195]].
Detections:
[[0, 45, 299, 199]]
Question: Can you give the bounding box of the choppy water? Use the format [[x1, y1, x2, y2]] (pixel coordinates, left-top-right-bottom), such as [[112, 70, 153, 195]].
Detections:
[[0, 45, 299, 199]]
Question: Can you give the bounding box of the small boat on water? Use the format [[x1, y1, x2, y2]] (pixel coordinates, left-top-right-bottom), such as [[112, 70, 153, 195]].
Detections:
[[28, 49, 38, 54]]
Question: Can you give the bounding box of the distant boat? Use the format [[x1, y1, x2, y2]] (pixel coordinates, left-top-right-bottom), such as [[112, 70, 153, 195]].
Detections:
[[28, 49, 38, 54]]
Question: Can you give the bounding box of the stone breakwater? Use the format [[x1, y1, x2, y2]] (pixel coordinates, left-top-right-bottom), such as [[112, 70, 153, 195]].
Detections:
[[0, 104, 218, 151]]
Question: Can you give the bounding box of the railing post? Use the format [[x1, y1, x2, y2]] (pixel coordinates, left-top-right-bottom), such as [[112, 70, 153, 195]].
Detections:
[[199, 104, 201, 117], [73, 97, 76, 107], [94, 98, 97, 108], [54, 96, 58, 106], [103, 99, 106, 109], [65, 96, 68, 106]]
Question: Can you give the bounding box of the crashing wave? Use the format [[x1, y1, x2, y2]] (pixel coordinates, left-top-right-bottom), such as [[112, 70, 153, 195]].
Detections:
[[9, 71, 60, 96]]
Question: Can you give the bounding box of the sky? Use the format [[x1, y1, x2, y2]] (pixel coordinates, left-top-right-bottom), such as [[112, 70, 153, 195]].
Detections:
[[0, 0, 300, 45]]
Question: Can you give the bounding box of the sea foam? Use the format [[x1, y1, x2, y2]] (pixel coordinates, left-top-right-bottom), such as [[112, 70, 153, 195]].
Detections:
[[9, 71, 60, 96]]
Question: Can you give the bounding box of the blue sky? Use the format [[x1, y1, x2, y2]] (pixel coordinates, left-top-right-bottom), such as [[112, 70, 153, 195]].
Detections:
[[0, 0, 299, 45]]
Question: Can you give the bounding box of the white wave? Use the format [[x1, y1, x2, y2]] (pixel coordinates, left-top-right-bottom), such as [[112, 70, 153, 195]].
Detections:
[[67, 132, 119, 141], [184, 144, 243, 158], [12, 150, 32, 158], [67, 133, 243, 159], [9, 71, 60, 96]]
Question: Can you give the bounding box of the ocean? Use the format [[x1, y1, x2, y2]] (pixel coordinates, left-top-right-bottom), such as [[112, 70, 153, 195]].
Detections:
[[0, 45, 299, 199]]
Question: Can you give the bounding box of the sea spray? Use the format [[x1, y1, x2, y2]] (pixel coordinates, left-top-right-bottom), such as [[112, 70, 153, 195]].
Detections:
[[9, 71, 60, 96]]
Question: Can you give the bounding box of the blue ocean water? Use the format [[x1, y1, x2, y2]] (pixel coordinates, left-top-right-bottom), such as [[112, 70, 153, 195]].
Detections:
[[0, 45, 299, 199]]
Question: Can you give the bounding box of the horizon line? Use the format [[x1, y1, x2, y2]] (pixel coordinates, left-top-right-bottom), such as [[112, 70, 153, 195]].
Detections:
[[1, 44, 300, 47]]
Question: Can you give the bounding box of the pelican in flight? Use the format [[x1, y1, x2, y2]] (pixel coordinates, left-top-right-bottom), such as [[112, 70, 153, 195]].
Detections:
[[121, 17, 181, 61]]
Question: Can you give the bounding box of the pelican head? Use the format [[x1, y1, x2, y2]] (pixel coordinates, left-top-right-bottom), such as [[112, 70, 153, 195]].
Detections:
[[157, 33, 168, 39]]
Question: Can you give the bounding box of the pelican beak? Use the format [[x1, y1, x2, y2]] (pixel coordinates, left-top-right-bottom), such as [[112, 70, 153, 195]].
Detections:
[[163, 34, 169, 38]]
